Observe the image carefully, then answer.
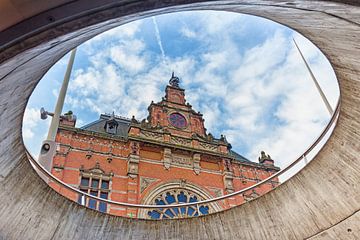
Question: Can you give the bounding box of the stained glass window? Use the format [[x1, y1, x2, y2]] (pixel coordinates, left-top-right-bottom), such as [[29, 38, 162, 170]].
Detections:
[[168, 113, 187, 128], [147, 189, 210, 219]]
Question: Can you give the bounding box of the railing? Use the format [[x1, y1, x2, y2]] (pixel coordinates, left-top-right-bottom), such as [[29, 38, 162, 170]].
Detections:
[[26, 98, 340, 217]]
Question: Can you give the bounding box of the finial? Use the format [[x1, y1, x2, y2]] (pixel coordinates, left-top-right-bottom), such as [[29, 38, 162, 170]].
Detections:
[[131, 115, 139, 124], [169, 72, 180, 88], [258, 151, 273, 164]]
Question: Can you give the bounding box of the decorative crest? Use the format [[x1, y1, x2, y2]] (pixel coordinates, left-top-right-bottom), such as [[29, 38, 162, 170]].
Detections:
[[169, 72, 180, 88]]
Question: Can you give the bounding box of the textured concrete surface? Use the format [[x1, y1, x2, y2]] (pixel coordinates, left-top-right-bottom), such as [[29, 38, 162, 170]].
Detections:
[[0, 1, 359, 239]]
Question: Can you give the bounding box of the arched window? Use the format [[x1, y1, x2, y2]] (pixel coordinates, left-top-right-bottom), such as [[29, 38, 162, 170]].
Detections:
[[147, 189, 210, 219], [139, 181, 221, 219]]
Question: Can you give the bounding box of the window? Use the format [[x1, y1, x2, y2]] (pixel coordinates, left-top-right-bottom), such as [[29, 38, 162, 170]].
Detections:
[[147, 189, 210, 219], [78, 174, 110, 213], [105, 119, 118, 134]]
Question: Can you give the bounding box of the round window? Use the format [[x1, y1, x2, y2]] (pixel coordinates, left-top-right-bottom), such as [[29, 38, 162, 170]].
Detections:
[[169, 113, 187, 128]]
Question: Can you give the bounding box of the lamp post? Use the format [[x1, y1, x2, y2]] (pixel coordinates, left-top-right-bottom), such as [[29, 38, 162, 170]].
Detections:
[[38, 48, 77, 172]]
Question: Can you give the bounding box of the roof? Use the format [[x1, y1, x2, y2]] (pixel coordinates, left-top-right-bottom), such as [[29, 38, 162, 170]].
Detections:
[[80, 114, 131, 137], [80, 113, 251, 163], [229, 150, 251, 162]]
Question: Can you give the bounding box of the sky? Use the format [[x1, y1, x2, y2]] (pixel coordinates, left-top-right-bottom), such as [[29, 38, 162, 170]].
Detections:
[[23, 10, 339, 178]]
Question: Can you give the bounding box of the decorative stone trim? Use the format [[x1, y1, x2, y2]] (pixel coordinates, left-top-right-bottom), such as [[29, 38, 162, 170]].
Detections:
[[128, 142, 140, 178], [140, 177, 158, 193], [127, 154, 140, 178], [140, 130, 163, 141], [163, 148, 172, 170], [207, 187, 223, 198], [223, 172, 234, 193], [172, 154, 191, 167], [193, 153, 201, 175], [170, 136, 192, 146], [199, 141, 218, 152], [138, 180, 221, 219]]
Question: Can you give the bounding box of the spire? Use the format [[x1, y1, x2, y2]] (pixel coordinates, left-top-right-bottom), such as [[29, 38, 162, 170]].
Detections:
[[293, 38, 334, 116], [169, 72, 180, 88]]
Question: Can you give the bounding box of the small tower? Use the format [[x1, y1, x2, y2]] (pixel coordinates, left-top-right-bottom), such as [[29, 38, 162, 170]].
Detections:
[[165, 72, 186, 104], [258, 151, 274, 165]]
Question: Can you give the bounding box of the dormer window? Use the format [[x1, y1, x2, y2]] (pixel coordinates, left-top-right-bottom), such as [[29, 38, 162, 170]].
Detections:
[[105, 118, 118, 134]]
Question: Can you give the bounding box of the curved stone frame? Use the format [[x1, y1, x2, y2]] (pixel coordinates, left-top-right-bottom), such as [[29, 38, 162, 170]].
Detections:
[[168, 112, 188, 129], [138, 180, 222, 219], [167, 109, 190, 131]]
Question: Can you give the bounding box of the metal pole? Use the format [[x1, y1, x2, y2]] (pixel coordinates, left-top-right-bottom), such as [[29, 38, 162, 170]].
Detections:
[[38, 48, 77, 172], [293, 39, 334, 116], [47, 48, 77, 141]]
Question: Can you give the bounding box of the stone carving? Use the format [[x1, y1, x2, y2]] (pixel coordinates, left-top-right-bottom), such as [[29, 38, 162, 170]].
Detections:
[[223, 158, 232, 172], [163, 148, 172, 170], [170, 136, 192, 146], [179, 179, 187, 188], [206, 133, 214, 141], [193, 153, 201, 175], [172, 155, 191, 166], [127, 154, 140, 178], [140, 177, 157, 193], [140, 130, 163, 141], [130, 141, 140, 155], [199, 142, 218, 152], [223, 172, 234, 193]]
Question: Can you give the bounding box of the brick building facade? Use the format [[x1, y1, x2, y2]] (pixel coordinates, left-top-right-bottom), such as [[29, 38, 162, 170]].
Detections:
[[50, 74, 279, 219]]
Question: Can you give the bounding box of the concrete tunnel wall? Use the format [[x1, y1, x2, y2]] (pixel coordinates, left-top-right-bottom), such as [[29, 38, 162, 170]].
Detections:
[[0, 1, 359, 239]]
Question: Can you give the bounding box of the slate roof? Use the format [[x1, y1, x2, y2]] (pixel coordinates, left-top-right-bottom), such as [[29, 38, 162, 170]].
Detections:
[[81, 114, 131, 137], [229, 150, 251, 162], [80, 113, 251, 162]]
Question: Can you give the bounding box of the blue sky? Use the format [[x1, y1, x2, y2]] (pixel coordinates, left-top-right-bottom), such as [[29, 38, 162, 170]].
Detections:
[[23, 11, 339, 174]]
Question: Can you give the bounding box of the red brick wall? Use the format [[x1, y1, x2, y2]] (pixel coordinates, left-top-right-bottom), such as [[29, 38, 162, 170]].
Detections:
[[51, 128, 279, 218]]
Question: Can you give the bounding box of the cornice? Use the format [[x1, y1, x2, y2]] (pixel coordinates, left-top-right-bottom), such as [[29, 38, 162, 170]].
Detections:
[[58, 125, 280, 171]]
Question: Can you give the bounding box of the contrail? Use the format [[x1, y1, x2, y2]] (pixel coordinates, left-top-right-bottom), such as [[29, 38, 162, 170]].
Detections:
[[152, 17, 167, 66]]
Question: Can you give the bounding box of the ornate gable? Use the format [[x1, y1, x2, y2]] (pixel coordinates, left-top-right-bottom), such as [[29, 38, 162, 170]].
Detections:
[[128, 73, 230, 155], [146, 73, 206, 138]]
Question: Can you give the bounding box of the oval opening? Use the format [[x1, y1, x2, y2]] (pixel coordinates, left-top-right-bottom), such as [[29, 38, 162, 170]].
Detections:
[[23, 10, 340, 219]]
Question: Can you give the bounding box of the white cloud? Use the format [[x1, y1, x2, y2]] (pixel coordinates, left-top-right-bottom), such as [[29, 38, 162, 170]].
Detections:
[[110, 39, 148, 74], [83, 20, 141, 46], [23, 108, 40, 139], [36, 10, 339, 176], [180, 26, 197, 38]]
